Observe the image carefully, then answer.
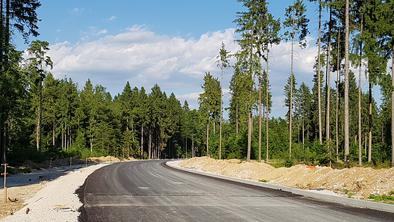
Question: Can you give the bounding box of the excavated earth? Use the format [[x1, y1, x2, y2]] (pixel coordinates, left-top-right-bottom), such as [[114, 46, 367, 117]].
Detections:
[[179, 157, 394, 199]]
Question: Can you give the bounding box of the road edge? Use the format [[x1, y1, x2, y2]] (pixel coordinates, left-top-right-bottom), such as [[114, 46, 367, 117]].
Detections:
[[166, 160, 394, 214]]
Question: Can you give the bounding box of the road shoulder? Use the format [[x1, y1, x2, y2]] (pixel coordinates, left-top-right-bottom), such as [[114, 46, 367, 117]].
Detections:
[[166, 160, 394, 214]]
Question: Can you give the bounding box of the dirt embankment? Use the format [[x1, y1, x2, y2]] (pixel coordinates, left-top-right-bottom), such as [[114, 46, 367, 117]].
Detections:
[[179, 157, 394, 199]]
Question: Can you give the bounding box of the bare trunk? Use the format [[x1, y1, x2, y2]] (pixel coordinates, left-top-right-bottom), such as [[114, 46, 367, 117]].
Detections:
[[368, 81, 372, 162], [36, 87, 41, 151], [219, 102, 222, 159], [141, 126, 144, 158], [247, 112, 252, 161], [0, 0, 3, 68], [266, 51, 270, 162], [4, 0, 9, 63], [185, 138, 188, 159], [317, 1, 323, 145], [206, 121, 209, 156], [192, 136, 195, 158], [236, 104, 239, 135], [365, 132, 367, 156], [258, 78, 262, 162], [325, 7, 332, 165], [302, 118, 305, 150], [289, 39, 294, 159], [52, 124, 55, 147], [344, 0, 350, 162], [392, 47, 394, 167], [148, 129, 152, 159], [336, 31, 340, 162], [358, 20, 363, 166], [61, 126, 64, 150]]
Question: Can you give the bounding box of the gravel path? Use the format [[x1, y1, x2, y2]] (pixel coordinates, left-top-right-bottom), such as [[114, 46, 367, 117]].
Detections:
[[1, 164, 107, 222]]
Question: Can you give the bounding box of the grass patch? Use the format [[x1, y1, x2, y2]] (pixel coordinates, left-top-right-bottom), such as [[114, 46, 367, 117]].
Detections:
[[369, 192, 394, 204], [259, 179, 269, 183]]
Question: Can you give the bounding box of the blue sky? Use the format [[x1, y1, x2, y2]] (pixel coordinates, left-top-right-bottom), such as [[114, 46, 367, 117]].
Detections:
[[15, 0, 329, 117], [27, 0, 318, 44]]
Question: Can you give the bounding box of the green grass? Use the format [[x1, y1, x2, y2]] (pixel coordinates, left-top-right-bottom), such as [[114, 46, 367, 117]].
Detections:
[[259, 179, 269, 183], [368, 192, 394, 204]]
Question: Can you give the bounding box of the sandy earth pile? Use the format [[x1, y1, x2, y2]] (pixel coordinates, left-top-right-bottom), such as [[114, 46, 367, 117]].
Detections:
[[87, 156, 123, 163], [180, 157, 394, 199]]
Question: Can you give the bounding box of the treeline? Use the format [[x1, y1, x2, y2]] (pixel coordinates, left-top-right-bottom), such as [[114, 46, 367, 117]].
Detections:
[[0, 0, 207, 164], [2, 39, 206, 163], [199, 0, 394, 167], [1, 0, 394, 167]]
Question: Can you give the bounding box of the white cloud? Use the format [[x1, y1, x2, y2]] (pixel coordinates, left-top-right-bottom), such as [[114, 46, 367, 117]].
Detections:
[[96, 29, 108, 35], [108, 16, 117, 21], [48, 26, 320, 117]]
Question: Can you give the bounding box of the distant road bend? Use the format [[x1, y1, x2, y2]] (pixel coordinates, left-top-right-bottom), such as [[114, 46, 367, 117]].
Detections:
[[80, 160, 393, 222]]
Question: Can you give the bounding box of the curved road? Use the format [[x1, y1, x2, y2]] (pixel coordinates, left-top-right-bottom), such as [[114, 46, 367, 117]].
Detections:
[[80, 160, 393, 222]]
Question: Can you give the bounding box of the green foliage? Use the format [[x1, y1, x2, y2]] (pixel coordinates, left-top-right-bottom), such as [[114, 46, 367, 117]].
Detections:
[[368, 193, 394, 204]]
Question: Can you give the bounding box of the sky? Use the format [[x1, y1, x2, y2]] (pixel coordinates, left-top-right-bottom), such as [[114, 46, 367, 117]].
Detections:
[[14, 0, 328, 117]]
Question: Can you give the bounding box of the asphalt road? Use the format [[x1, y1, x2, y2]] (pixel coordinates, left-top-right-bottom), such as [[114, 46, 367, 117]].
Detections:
[[80, 160, 394, 222]]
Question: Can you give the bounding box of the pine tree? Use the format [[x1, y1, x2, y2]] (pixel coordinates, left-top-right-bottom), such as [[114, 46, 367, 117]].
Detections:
[[26, 40, 53, 151], [217, 42, 230, 160], [283, 0, 309, 159]]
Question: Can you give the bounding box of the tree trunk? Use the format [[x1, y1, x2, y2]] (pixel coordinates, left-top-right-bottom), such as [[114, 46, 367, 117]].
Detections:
[[185, 138, 188, 159], [0, 125, 4, 164], [219, 105, 222, 159], [4, 0, 9, 63], [148, 128, 152, 159], [52, 123, 55, 147], [317, 0, 323, 145], [247, 112, 252, 161], [325, 6, 332, 166], [289, 39, 294, 159], [266, 51, 270, 162], [344, 0, 350, 162], [236, 104, 239, 135], [368, 81, 372, 163], [365, 132, 367, 156], [206, 121, 209, 156], [358, 20, 363, 166], [302, 116, 305, 147], [392, 46, 394, 167], [336, 31, 340, 162], [36, 88, 41, 151], [141, 126, 144, 158], [0, 0, 3, 68], [192, 135, 195, 158], [258, 77, 262, 162]]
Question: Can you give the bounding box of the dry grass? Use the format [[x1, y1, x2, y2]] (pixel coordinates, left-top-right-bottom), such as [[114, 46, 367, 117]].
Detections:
[[180, 157, 394, 199]]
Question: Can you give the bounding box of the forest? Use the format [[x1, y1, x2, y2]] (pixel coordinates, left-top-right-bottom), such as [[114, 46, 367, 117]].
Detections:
[[0, 0, 393, 168]]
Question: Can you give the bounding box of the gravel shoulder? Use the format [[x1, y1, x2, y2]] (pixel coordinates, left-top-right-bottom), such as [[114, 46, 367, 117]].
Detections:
[[1, 164, 107, 222]]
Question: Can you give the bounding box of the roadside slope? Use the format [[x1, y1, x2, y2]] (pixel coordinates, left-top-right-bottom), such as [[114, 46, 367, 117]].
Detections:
[[178, 157, 394, 199]]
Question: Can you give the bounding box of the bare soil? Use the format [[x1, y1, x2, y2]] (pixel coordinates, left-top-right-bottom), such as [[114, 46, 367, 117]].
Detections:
[[0, 184, 43, 219], [179, 157, 394, 199]]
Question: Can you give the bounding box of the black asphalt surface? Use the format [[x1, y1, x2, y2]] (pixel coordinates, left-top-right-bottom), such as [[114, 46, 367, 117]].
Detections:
[[79, 160, 394, 222]]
